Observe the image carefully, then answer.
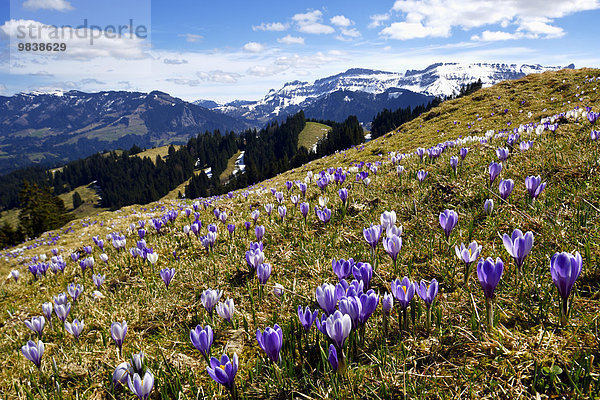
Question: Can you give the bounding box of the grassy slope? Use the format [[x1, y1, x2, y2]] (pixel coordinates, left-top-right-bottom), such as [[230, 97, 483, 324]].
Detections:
[[1, 68, 600, 399], [131, 145, 181, 164], [219, 150, 243, 184], [298, 121, 331, 150]]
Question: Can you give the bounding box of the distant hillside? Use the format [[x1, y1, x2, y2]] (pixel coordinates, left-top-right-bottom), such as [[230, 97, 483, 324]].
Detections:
[[0, 90, 249, 174]]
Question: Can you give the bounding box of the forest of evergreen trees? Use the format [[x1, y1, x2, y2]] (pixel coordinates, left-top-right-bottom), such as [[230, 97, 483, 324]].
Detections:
[[370, 79, 483, 139]]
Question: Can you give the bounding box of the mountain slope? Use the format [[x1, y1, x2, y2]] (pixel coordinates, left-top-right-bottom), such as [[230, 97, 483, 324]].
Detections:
[[0, 67, 599, 399], [0, 90, 249, 174], [211, 62, 572, 124]]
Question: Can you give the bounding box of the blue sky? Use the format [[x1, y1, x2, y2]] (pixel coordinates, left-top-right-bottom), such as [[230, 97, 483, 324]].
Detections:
[[1, 0, 600, 102]]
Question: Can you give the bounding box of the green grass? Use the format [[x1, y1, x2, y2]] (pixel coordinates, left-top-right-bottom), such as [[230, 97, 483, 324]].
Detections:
[[219, 150, 243, 184], [1, 68, 600, 399], [132, 145, 181, 164], [0, 208, 19, 229], [298, 121, 331, 150]]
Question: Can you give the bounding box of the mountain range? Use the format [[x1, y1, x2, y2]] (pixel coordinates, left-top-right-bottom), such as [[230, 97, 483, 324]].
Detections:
[[199, 62, 574, 124], [0, 62, 573, 174]]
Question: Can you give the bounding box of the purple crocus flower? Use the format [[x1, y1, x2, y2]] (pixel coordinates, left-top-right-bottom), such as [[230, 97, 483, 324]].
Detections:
[[255, 225, 265, 242], [251, 209, 260, 224], [24, 316, 45, 339], [316, 207, 332, 223], [489, 162, 502, 185], [328, 344, 338, 371], [112, 362, 132, 388], [160, 268, 175, 289], [190, 325, 213, 359], [450, 156, 458, 173], [207, 354, 238, 390], [525, 175, 547, 200], [383, 235, 402, 263], [278, 205, 287, 221], [477, 257, 504, 326], [216, 298, 235, 322], [264, 203, 274, 216], [244, 221, 252, 233], [54, 302, 71, 323], [325, 310, 352, 349], [21, 340, 44, 369], [338, 188, 348, 206], [227, 224, 235, 236], [439, 209, 458, 240], [418, 279, 439, 307], [454, 241, 482, 273], [358, 290, 379, 324], [352, 262, 373, 289], [499, 179, 514, 200], [496, 147, 509, 161], [484, 199, 494, 215], [201, 289, 222, 316], [417, 170, 428, 183], [460, 147, 468, 160], [316, 283, 337, 315], [92, 273, 105, 289], [64, 318, 84, 340], [550, 251, 583, 325], [391, 277, 416, 310], [42, 302, 53, 324], [363, 225, 382, 252], [477, 257, 504, 299], [10, 270, 19, 282], [256, 263, 272, 285], [380, 211, 396, 230], [67, 283, 84, 302], [297, 306, 318, 332], [338, 296, 360, 328], [111, 321, 127, 354], [245, 242, 264, 271], [256, 324, 283, 363], [332, 258, 354, 280], [127, 371, 154, 400], [382, 293, 394, 315], [502, 229, 534, 273], [587, 111, 598, 124], [300, 202, 310, 220]]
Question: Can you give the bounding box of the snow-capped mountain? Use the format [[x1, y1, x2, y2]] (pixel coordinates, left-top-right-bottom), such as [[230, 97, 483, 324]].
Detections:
[[207, 62, 573, 124]]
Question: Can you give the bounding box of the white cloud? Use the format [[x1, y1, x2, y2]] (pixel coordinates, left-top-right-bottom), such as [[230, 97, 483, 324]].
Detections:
[[252, 22, 288, 31], [330, 15, 353, 27], [277, 35, 304, 45], [242, 42, 265, 53], [292, 10, 323, 24], [292, 10, 335, 34], [380, 0, 600, 40], [23, 0, 73, 12], [368, 14, 390, 29], [179, 33, 203, 43], [197, 70, 242, 84], [340, 28, 361, 38], [246, 65, 286, 77], [166, 78, 201, 87], [471, 30, 523, 42]]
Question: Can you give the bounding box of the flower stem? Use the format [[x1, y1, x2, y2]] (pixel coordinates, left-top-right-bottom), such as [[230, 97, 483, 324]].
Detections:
[[486, 297, 494, 327]]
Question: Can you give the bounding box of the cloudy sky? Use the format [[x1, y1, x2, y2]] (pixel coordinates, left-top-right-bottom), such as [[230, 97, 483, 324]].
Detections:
[[1, 0, 599, 102]]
